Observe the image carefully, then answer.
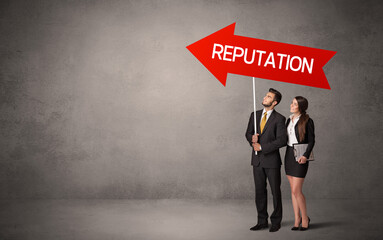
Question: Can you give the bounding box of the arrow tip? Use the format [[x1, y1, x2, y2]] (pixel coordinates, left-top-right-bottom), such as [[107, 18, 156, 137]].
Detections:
[[186, 23, 236, 87]]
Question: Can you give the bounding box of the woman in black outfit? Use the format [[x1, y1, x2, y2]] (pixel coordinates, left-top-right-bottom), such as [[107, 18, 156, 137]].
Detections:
[[285, 96, 315, 231]]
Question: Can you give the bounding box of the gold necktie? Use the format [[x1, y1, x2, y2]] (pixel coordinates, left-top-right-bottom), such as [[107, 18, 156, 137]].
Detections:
[[260, 112, 267, 133]]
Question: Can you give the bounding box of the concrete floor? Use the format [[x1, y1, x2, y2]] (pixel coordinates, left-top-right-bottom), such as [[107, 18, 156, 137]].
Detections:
[[0, 199, 382, 240]]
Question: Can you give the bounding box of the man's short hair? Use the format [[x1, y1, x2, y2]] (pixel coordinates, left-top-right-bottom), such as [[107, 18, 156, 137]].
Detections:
[[269, 88, 282, 106]]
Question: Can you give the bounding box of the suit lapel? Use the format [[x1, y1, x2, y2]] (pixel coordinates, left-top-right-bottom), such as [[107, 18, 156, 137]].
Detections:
[[294, 120, 300, 142], [256, 111, 262, 134], [260, 110, 276, 135]]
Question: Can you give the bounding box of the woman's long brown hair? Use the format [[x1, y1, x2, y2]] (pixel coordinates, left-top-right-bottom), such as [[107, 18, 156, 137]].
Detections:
[[295, 96, 309, 142]]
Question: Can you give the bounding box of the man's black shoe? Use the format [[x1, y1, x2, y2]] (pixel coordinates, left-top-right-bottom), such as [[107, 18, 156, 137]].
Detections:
[[269, 225, 281, 232], [250, 223, 269, 231]]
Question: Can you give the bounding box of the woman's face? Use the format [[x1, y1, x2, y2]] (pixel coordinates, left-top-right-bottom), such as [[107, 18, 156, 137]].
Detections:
[[290, 98, 300, 114]]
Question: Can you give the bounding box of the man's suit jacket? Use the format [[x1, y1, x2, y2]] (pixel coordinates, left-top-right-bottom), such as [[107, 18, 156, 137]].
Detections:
[[286, 117, 315, 159], [246, 110, 287, 168]]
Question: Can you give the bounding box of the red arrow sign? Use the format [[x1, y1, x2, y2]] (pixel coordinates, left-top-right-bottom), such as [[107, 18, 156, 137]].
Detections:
[[186, 23, 336, 89]]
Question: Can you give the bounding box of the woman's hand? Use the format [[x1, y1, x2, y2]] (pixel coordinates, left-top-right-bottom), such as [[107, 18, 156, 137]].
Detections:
[[298, 156, 307, 164]]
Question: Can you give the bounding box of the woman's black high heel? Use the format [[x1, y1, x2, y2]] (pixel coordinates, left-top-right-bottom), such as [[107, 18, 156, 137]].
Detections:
[[291, 218, 302, 231], [300, 217, 310, 231]]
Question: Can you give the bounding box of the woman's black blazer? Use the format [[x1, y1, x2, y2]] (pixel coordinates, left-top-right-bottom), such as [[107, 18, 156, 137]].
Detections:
[[286, 117, 315, 158]]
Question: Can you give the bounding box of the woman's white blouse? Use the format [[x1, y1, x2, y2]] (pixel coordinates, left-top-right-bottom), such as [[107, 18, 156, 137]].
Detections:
[[287, 114, 300, 147]]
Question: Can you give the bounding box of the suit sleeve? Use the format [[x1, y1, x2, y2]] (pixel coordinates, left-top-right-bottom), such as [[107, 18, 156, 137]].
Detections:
[[303, 118, 315, 158], [245, 112, 254, 147], [260, 115, 287, 154]]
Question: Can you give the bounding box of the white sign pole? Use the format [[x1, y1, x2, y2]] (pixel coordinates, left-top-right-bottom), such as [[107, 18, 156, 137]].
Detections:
[[252, 77, 257, 155]]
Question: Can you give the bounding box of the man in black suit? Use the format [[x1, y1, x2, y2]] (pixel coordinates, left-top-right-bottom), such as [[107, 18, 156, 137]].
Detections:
[[245, 88, 287, 232]]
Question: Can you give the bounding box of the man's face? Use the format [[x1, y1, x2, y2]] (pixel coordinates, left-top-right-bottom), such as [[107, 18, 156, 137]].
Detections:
[[262, 92, 276, 108]]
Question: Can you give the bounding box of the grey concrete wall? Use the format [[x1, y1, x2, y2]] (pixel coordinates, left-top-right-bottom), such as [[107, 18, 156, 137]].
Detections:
[[0, 0, 382, 199]]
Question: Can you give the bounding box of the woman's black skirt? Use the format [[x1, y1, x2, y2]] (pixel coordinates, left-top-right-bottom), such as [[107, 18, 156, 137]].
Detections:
[[285, 146, 309, 178]]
